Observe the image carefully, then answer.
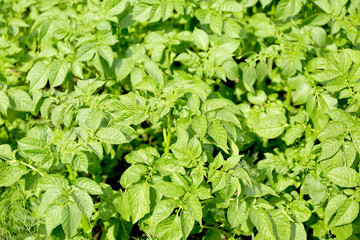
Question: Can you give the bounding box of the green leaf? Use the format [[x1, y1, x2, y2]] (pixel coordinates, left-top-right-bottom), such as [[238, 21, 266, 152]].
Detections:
[[154, 181, 185, 198], [151, 199, 177, 227], [49, 59, 69, 88], [10, 89, 33, 112], [227, 198, 248, 227], [311, 27, 327, 46], [51, 105, 64, 128], [332, 199, 359, 226], [290, 200, 312, 222], [276, 0, 304, 21], [250, 208, 276, 239], [180, 210, 194, 239], [27, 60, 49, 90], [113, 193, 131, 222], [0, 164, 28, 187], [96, 127, 128, 144], [224, 18, 241, 38], [37, 174, 69, 190], [98, 44, 114, 66], [193, 28, 209, 51], [318, 121, 347, 141], [71, 60, 84, 79], [144, 61, 163, 85], [192, 115, 207, 139], [156, 214, 183, 240], [268, 209, 291, 239], [74, 177, 103, 195], [320, 138, 342, 160], [115, 59, 135, 81], [185, 194, 202, 223], [242, 65, 257, 92], [208, 121, 228, 153], [105, 0, 127, 16], [0, 90, 9, 114], [77, 42, 96, 61], [39, 187, 62, 215], [45, 205, 62, 235], [253, 114, 287, 139], [202, 98, 231, 113], [120, 164, 148, 188], [325, 194, 347, 224], [327, 167, 360, 188], [128, 182, 150, 223], [61, 202, 82, 238], [210, 13, 222, 36], [72, 188, 94, 219], [282, 125, 304, 145]]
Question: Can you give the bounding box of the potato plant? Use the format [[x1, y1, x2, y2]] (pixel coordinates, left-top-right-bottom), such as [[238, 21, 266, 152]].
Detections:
[[1, 0, 360, 239]]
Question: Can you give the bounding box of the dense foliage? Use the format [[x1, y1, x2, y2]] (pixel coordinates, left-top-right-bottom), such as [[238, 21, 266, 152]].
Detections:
[[1, 0, 360, 239]]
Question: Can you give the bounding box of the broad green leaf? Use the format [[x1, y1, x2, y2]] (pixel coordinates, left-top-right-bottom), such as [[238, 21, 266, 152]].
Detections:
[[144, 61, 163, 84], [180, 210, 194, 239], [98, 44, 113, 66], [276, 0, 304, 21], [185, 194, 202, 223], [49, 59, 69, 88], [120, 164, 148, 188], [0, 90, 9, 114], [268, 209, 291, 239], [253, 114, 287, 139], [208, 121, 228, 153], [332, 199, 359, 226], [77, 42, 96, 61], [156, 214, 183, 240], [113, 193, 131, 222], [39, 186, 62, 215], [227, 198, 248, 227], [10, 89, 33, 112], [128, 182, 150, 223], [318, 121, 347, 141], [210, 13, 222, 36], [319, 138, 342, 160], [290, 200, 312, 222], [115, 59, 135, 81], [71, 60, 83, 79], [327, 167, 360, 188], [27, 60, 49, 90], [193, 28, 209, 51], [96, 127, 128, 144], [192, 115, 207, 139], [74, 177, 103, 195], [105, 0, 127, 16], [282, 125, 304, 145], [325, 194, 347, 224], [250, 208, 276, 239], [224, 18, 240, 38], [72, 188, 94, 219], [242, 65, 257, 92], [45, 205, 62, 235], [37, 174, 69, 190], [202, 98, 231, 113], [0, 164, 28, 187], [151, 199, 177, 227], [61, 202, 82, 238], [154, 181, 185, 198]]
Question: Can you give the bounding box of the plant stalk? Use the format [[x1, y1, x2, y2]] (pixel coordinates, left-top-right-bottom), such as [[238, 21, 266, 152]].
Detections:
[[164, 114, 172, 154]]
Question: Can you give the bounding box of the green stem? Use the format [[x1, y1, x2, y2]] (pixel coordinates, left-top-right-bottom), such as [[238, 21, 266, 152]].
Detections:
[[285, 87, 292, 111], [7, 159, 45, 176], [66, 164, 75, 181], [164, 114, 172, 154], [81, 215, 92, 239]]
